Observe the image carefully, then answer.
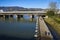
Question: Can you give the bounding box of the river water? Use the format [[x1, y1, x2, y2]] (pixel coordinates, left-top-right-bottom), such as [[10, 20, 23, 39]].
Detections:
[[0, 15, 37, 40]]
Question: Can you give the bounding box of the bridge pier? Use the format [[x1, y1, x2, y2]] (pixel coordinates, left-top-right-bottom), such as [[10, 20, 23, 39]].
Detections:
[[0, 14, 24, 19], [5, 15, 10, 19], [17, 15, 23, 19], [10, 15, 13, 18], [13, 14, 18, 19], [0, 15, 5, 18], [17, 15, 20, 18], [32, 15, 34, 18], [30, 15, 34, 18], [0, 15, 5, 21], [29, 15, 34, 21], [20, 15, 23, 18], [0, 15, 3, 17]]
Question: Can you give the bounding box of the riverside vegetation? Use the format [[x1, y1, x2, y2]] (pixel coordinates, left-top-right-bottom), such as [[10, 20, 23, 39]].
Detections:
[[44, 10, 60, 35]]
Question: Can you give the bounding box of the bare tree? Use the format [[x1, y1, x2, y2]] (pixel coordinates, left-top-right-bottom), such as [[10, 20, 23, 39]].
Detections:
[[48, 2, 58, 14]]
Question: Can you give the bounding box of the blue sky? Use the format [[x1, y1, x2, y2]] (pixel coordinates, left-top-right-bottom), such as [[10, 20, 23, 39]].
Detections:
[[0, 0, 60, 9]]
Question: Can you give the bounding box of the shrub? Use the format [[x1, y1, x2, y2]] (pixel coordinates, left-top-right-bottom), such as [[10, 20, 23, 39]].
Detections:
[[46, 11, 55, 17]]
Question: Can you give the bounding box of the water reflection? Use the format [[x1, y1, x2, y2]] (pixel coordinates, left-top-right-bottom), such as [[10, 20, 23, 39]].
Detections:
[[0, 17, 36, 22], [0, 17, 36, 40]]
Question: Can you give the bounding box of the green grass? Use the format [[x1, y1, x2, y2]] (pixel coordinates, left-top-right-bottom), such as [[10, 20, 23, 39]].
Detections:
[[44, 17, 60, 35], [53, 16, 60, 23]]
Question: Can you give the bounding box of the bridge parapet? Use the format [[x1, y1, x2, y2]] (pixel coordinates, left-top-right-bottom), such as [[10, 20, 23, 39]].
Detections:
[[0, 11, 46, 13]]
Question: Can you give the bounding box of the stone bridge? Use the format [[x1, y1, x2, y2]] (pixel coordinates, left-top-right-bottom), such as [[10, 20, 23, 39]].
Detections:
[[0, 11, 47, 18]]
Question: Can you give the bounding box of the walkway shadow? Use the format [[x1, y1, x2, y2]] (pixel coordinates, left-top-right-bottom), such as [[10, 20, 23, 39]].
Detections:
[[45, 22, 60, 40]]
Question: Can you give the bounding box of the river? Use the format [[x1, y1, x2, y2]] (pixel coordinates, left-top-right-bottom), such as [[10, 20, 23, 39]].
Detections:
[[0, 15, 37, 40]]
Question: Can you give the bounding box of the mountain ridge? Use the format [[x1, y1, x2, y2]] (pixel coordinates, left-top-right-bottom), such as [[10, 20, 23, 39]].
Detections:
[[0, 6, 44, 11]]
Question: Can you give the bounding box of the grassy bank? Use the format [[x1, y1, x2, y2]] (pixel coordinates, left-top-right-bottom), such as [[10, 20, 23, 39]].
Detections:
[[52, 16, 60, 24], [44, 17, 60, 35]]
